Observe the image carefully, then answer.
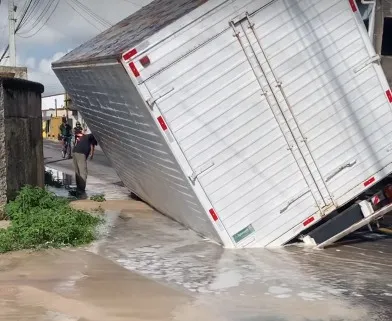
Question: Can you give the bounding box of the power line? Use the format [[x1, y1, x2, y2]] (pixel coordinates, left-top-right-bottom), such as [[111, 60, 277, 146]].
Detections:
[[1, 0, 139, 63], [65, 0, 102, 32], [67, 0, 112, 29], [18, 0, 60, 38], [73, 0, 111, 28], [0, 0, 37, 62], [17, 0, 54, 36], [15, 0, 33, 26], [0, 44, 9, 63], [19, 0, 42, 30], [119, 0, 142, 7]]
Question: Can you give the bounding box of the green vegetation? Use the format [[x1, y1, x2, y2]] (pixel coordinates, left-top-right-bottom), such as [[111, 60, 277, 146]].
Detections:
[[90, 194, 106, 202], [0, 186, 102, 254]]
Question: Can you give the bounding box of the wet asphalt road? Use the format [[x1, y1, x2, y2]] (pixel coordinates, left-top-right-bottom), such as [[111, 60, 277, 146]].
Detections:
[[44, 139, 130, 199], [43, 139, 392, 321], [44, 139, 111, 168]]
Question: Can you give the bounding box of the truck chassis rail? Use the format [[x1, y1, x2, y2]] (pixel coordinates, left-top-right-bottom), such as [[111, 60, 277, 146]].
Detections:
[[317, 203, 392, 249]]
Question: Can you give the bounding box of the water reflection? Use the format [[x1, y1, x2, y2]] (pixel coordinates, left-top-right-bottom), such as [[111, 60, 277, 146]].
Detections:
[[90, 205, 392, 321], [43, 167, 392, 320], [45, 167, 73, 189], [44, 166, 130, 200]]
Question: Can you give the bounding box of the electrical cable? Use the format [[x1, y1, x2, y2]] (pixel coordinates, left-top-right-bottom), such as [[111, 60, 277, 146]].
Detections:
[[17, 0, 56, 36], [0, 44, 9, 63], [120, 0, 142, 7], [18, 0, 59, 38], [73, 0, 111, 28], [65, 0, 103, 32], [67, 0, 111, 29], [0, 0, 37, 62], [16, 0, 42, 32], [1, 0, 141, 62]]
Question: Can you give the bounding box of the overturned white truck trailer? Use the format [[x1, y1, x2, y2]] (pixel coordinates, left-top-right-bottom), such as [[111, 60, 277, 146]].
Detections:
[[53, 0, 392, 248]]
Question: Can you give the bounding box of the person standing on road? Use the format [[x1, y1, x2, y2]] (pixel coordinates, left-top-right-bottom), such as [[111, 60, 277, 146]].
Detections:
[[73, 121, 85, 146], [59, 116, 72, 155], [72, 133, 98, 191]]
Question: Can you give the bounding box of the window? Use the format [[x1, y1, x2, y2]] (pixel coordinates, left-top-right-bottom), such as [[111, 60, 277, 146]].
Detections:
[[382, 17, 392, 56]]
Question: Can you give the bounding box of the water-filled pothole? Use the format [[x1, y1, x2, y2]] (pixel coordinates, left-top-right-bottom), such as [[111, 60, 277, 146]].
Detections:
[[44, 167, 130, 201]]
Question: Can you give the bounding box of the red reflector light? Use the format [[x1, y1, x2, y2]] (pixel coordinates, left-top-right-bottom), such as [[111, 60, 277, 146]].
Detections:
[[348, 0, 357, 12], [209, 208, 219, 221], [303, 216, 315, 227], [139, 56, 151, 67], [123, 48, 137, 61], [129, 62, 140, 77], [386, 90, 392, 103], [157, 116, 167, 131], [371, 195, 380, 205], [364, 177, 375, 187]]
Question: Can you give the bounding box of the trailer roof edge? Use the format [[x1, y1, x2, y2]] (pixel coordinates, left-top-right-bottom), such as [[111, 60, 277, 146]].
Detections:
[[52, 57, 119, 70]]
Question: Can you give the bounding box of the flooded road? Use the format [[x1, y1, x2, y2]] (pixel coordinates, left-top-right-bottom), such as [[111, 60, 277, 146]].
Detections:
[[73, 199, 391, 321], [5, 142, 386, 320], [2, 207, 390, 321], [0, 249, 222, 321]]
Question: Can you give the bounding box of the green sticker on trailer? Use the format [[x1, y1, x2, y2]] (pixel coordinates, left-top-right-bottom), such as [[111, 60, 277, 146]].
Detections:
[[233, 224, 255, 243]]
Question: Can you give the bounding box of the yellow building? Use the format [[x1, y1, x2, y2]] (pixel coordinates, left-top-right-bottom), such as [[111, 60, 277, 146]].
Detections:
[[42, 93, 89, 139]]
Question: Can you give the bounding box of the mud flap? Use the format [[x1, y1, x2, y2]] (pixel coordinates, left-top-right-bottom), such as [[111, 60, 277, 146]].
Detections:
[[306, 204, 364, 245]]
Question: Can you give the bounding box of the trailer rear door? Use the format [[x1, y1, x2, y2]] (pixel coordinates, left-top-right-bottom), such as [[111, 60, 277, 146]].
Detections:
[[241, 0, 392, 208], [125, 0, 392, 246], [138, 1, 329, 247]]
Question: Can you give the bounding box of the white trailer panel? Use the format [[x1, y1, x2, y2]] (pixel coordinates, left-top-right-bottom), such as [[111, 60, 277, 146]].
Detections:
[[53, 0, 392, 248], [53, 63, 227, 245]]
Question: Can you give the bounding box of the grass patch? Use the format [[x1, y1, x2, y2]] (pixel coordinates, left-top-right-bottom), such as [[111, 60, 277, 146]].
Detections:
[[0, 186, 102, 254], [90, 194, 106, 202]]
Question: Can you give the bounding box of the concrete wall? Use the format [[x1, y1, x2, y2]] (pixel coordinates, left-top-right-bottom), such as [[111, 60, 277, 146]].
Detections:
[[0, 67, 28, 80], [0, 77, 44, 206]]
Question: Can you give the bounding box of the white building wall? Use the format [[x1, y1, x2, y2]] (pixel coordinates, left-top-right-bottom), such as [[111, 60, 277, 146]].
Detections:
[[42, 93, 89, 131]]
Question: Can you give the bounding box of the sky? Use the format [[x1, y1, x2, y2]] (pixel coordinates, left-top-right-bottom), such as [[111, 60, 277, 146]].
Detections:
[[0, 0, 152, 96]]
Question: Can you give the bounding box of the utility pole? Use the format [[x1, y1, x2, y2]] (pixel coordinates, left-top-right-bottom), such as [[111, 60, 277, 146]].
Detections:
[[8, 0, 16, 66], [64, 93, 69, 120]]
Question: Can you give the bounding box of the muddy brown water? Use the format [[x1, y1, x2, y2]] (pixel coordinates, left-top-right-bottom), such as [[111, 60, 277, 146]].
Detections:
[[1, 198, 392, 320], [0, 201, 223, 321], [0, 249, 222, 321]]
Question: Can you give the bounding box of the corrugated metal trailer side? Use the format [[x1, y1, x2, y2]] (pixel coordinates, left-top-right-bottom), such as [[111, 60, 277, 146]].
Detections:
[[119, 0, 392, 247], [53, 62, 233, 246]]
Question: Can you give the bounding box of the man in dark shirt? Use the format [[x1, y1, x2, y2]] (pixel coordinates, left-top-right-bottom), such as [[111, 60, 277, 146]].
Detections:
[[59, 116, 72, 153], [72, 133, 98, 191]]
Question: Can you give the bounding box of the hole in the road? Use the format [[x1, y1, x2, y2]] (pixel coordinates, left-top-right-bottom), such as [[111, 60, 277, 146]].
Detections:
[[44, 167, 131, 201], [45, 167, 82, 199]]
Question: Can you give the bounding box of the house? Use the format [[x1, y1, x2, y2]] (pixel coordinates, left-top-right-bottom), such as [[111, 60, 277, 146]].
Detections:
[[42, 93, 90, 139]]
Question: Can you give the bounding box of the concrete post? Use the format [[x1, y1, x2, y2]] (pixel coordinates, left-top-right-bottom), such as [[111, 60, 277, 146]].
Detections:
[[8, 0, 16, 67], [0, 77, 45, 208]]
